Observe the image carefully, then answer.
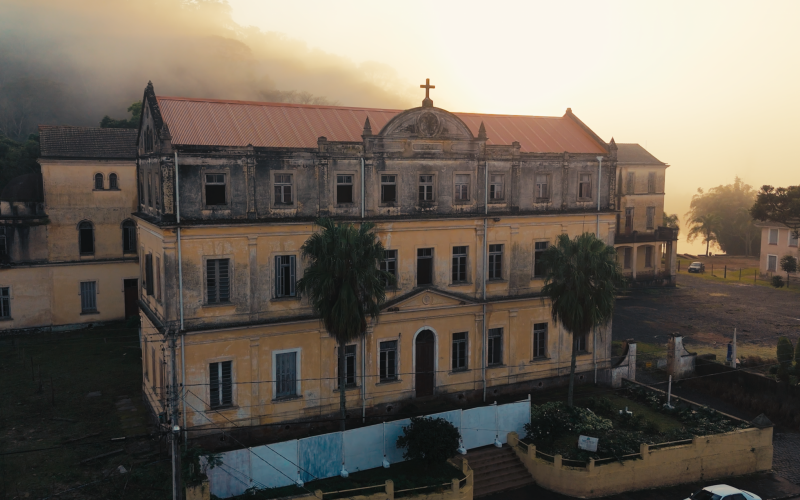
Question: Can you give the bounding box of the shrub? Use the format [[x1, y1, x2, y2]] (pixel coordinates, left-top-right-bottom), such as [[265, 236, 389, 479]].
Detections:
[[182, 447, 223, 487], [772, 275, 785, 288], [777, 337, 794, 367], [524, 402, 612, 442], [586, 397, 615, 418], [644, 420, 660, 434], [777, 364, 790, 382], [396, 417, 460, 464], [769, 365, 779, 375], [617, 411, 645, 431], [795, 339, 800, 366]]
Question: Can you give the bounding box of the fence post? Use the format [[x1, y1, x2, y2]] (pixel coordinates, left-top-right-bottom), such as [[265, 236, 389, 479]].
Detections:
[[640, 443, 649, 461], [385, 479, 394, 500], [314, 490, 323, 499], [462, 459, 469, 475], [452, 478, 460, 493], [724, 265, 727, 279], [588, 458, 595, 475], [554, 454, 562, 469], [528, 443, 536, 460], [507, 432, 518, 448]]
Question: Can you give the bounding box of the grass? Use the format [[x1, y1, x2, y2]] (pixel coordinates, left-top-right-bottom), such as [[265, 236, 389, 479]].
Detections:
[[675, 257, 800, 293], [230, 459, 465, 499], [0, 322, 170, 500]]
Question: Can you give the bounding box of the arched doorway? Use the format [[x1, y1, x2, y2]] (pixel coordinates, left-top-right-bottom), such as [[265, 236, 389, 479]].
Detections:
[[415, 330, 435, 397]]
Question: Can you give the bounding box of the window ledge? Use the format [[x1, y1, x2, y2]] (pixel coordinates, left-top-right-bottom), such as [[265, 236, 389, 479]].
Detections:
[[449, 368, 470, 374], [203, 302, 234, 308], [376, 379, 402, 386], [335, 203, 356, 208], [534, 198, 552, 204], [487, 363, 506, 369], [272, 395, 302, 404], [530, 356, 550, 363], [449, 282, 472, 287], [487, 279, 508, 284], [270, 296, 300, 303], [209, 405, 238, 411], [379, 202, 398, 207], [453, 200, 473, 205], [80, 310, 100, 315], [578, 198, 593, 202], [0, 317, 13, 322]]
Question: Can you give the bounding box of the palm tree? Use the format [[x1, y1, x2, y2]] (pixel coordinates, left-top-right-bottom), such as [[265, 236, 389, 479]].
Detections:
[[686, 214, 721, 256], [297, 218, 394, 431], [540, 233, 625, 407]]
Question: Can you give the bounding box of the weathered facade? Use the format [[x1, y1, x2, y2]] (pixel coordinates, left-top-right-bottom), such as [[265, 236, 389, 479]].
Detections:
[[756, 221, 799, 278], [613, 143, 677, 286], [134, 82, 622, 439], [0, 127, 139, 331]]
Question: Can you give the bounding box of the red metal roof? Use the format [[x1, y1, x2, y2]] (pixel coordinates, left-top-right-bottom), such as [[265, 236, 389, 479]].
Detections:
[[156, 96, 606, 154]]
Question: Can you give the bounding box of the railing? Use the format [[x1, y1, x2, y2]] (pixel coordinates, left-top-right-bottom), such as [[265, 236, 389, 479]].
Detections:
[[535, 450, 555, 463], [648, 439, 692, 451], [394, 483, 451, 494], [561, 458, 586, 469], [593, 453, 641, 466], [322, 484, 385, 498]]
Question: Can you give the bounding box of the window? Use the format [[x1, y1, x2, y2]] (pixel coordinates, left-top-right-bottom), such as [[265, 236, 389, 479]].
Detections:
[[275, 352, 297, 398], [205, 174, 227, 206], [647, 172, 656, 194], [145, 254, 153, 296], [274, 174, 293, 205], [487, 328, 502, 366], [533, 242, 548, 278], [452, 246, 467, 283], [154, 175, 160, 211], [122, 220, 136, 253], [138, 174, 144, 205], [0, 287, 10, 319], [623, 247, 632, 269], [336, 174, 353, 204], [625, 208, 634, 231], [418, 175, 434, 202], [768, 255, 778, 272], [109, 173, 118, 190], [768, 228, 779, 245], [533, 323, 547, 358], [489, 174, 504, 200], [379, 341, 397, 381], [452, 332, 467, 371], [626, 173, 635, 195], [147, 173, 153, 208], [488, 244, 503, 280], [645, 246, 653, 268], [206, 258, 230, 303], [381, 175, 397, 203], [94, 173, 104, 190], [790, 231, 799, 247], [579, 173, 593, 200], [535, 175, 549, 200], [79, 221, 94, 255], [454, 174, 470, 201], [275, 255, 296, 298], [338, 345, 357, 388], [209, 361, 233, 408], [380, 250, 397, 288], [80, 281, 97, 313], [576, 333, 587, 352], [417, 248, 433, 286], [150, 347, 156, 389], [155, 256, 162, 301], [646, 207, 655, 230], [0, 227, 6, 256]]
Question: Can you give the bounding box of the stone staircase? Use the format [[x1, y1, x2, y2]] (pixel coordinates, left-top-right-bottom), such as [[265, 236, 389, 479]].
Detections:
[[464, 444, 534, 497]]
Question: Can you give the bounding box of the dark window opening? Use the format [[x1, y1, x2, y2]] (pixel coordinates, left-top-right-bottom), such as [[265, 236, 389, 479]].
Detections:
[[207, 258, 230, 303], [417, 248, 433, 286], [576, 333, 587, 352], [627, 172, 635, 195], [579, 173, 592, 199], [275, 255, 296, 298], [338, 345, 357, 388], [645, 246, 653, 268], [381, 175, 396, 203], [274, 174, 293, 204], [209, 361, 233, 408], [455, 174, 469, 201], [379, 341, 397, 381], [380, 250, 397, 288], [488, 328, 503, 366], [623, 247, 632, 269], [535, 175, 549, 200], [647, 172, 656, 194], [646, 207, 655, 230], [337, 175, 353, 204], [452, 246, 467, 283], [0, 227, 6, 256], [488, 244, 503, 280], [122, 220, 136, 253], [489, 174, 504, 200], [625, 207, 634, 232], [0, 287, 10, 318], [275, 352, 297, 398], [533, 242, 548, 278], [109, 173, 118, 190], [145, 254, 154, 296], [79, 221, 94, 255], [94, 173, 104, 190], [452, 332, 467, 370], [205, 174, 227, 206], [533, 323, 547, 358]]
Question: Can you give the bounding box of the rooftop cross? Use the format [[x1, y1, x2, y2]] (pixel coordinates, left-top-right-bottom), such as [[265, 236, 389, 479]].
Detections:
[[420, 78, 435, 107]]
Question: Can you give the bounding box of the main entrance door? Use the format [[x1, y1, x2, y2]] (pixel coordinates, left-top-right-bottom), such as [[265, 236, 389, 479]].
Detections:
[[415, 330, 435, 397], [123, 279, 139, 319]]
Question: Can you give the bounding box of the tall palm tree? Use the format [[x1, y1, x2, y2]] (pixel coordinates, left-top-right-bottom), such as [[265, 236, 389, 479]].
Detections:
[[297, 218, 394, 431], [540, 233, 625, 407], [686, 214, 721, 256]]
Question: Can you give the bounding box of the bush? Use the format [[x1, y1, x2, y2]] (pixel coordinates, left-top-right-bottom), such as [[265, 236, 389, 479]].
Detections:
[[524, 402, 612, 442], [769, 365, 779, 375], [586, 397, 615, 418], [772, 275, 785, 288], [777, 364, 790, 382], [777, 337, 794, 367], [396, 417, 460, 464]]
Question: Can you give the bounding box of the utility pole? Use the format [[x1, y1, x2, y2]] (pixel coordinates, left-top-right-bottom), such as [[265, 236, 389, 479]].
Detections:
[[169, 331, 183, 500]]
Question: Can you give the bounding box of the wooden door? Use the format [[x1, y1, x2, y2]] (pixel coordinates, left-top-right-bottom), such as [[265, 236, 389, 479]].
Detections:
[[123, 279, 138, 319], [415, 330, 435, 397]]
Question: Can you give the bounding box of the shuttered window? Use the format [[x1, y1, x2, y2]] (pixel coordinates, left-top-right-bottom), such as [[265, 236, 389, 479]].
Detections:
[[0, 287, 10, 318], [275, 255, 296, 298], [80, 281, 97, 313], [155, 256, 162, 301], [206, 259, 230, 303], [647, 172, 656, 193], [627, 173, 635, 195], [275, 352, 297, 398], [209, 361, 233, 408], [646, 207, 655, 230], [0, 227, 6, 256]]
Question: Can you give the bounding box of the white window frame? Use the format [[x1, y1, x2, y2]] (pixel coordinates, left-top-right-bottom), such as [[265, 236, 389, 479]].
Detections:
[[767, 254, 778, 272], [272, 348, 302, 400], [768, 228, 779, 245], [274, 254, 297, 298], [535, 174, 550, 201], [273, 172, 294, 206], [202, 170, 230, 208], [380, 174, 398, 205], [378, 338, 400, 383], [336, 173, 355, 205], [208, 359, 235, 409], [489, 174, 505, 201], [789, 230, 799, 247], [418, 174, 435, 202], [454, 173, 470, 203]]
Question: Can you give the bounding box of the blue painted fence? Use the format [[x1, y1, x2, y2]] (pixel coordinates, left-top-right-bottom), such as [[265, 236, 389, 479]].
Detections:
[[207, 400, 530, 498]]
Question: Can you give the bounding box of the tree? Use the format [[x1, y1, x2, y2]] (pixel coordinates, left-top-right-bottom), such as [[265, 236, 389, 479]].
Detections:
[[780, 255, 798, 289], [99, 101, 142, 129], [777, 337, 794, 368], [296, 218, 393, 431], [751, 185, 800, 241], [0, 133, 40, 193], [686, 178, 761, 256], [686, 214, 721, 256], [539, 233, 626, 407], [662, 213, 680, 235], [396, 417, 460, 464]]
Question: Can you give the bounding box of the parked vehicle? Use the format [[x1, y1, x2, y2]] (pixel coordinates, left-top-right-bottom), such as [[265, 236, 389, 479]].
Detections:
[[685, 484, 762, 500], [687, 262, 705, 273]]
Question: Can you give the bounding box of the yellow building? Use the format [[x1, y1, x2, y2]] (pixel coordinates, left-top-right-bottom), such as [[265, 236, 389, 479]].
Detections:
[[0, 126, 139, 331], [613, 144, 678, 285], [134, 82, 622, 441]]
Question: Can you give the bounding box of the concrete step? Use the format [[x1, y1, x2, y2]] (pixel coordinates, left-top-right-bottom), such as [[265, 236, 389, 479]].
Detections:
[[466, 445, 535, 498]]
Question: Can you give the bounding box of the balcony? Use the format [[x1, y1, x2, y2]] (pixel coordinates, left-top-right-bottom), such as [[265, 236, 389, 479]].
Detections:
[[615, 226, 678, 245]]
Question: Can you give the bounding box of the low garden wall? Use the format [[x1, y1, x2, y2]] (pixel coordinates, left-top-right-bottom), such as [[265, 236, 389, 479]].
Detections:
[[508, 424, 772, 498]]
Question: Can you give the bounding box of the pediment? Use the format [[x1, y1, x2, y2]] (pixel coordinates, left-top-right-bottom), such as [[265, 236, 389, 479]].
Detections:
[[379, 107, 474, 141], [384, 289, 474, 311]]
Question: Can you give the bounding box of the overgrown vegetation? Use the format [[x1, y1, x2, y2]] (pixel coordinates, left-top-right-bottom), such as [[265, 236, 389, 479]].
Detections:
[[99, 101, 142, 129], [396, 417, 460, 465], [0, 132, 40, 193]]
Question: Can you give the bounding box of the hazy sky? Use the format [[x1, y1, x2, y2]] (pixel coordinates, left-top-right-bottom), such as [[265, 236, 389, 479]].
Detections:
[[229, 0, 800, 253]]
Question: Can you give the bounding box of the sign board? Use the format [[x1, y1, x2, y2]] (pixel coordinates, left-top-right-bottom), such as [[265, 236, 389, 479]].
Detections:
[[645, 362, 652, 369], [578, 435, 598, 452]]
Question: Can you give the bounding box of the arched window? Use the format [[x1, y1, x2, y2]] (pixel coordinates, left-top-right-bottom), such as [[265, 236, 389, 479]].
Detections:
[[94, 173, 104, 190], [122, 220, 136, 253], [109, 173, 118, 190], [78, 221, 94, 255]]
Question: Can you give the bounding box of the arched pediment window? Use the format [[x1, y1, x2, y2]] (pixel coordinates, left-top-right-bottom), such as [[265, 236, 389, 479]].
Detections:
[[94, 173, 104, 190], [109, 173, 118, 190]]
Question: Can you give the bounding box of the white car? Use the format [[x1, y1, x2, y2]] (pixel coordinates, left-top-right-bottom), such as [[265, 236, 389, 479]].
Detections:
[[685, 484, 762, 500]]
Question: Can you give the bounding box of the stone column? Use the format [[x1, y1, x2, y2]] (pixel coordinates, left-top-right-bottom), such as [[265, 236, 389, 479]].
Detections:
[[248, 236, 259, 318]]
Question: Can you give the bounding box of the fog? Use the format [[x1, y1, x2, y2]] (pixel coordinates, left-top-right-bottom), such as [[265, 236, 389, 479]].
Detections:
[[0, 0, 415, 140]]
